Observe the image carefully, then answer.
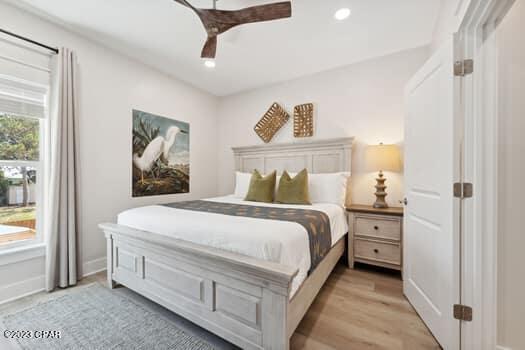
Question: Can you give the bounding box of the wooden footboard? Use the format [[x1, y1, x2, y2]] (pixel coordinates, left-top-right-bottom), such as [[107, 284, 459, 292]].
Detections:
[[99, 223, 298, 350]]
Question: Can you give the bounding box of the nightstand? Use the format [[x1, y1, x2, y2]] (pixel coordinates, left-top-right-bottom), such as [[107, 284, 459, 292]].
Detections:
[[347, 204, 404, 273]]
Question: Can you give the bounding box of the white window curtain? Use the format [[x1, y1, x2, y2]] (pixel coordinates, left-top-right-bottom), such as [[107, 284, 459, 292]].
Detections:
[[45, 48, 80, 291]]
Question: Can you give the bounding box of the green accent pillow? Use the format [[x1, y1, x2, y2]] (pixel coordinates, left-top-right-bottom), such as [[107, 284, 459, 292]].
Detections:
[[275, 169, 311, 205], [244, 170, 277, 203]]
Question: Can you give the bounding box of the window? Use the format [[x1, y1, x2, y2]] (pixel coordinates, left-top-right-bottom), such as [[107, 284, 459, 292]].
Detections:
[[0, 76, 47, 248]]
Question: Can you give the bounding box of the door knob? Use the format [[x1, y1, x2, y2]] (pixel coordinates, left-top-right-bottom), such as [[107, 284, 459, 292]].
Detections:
[[403, 198, 408, 206]]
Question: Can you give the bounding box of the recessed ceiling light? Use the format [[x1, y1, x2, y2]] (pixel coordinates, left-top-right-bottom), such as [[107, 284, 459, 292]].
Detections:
[[334, 8, 351, 21], [204, 59, 216, 68]]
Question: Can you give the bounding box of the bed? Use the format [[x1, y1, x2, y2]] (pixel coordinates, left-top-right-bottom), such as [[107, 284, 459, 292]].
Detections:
[[99, 137, 353, 350]]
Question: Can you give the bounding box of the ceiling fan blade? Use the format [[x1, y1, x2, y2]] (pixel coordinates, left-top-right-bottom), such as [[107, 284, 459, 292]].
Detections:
[[173, 0, 291, 59], [201, 36, 217, 59], [205, 2, 292, 25]]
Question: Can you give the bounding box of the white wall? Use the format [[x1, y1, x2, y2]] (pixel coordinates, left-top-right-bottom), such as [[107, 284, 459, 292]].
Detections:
[[496, 1, 525, 348], [216, 47, 429, 207], [0, 2, 218, 301], [431, 0, 472, 52]]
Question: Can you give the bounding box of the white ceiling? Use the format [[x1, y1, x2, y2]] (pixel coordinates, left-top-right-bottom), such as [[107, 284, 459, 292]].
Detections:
[[8, 0, 442, 96]]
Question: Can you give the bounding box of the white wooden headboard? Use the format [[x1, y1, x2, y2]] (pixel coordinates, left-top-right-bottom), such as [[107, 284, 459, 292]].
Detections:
[[232, 137, 354, 175], [232, 138, 354, 205]]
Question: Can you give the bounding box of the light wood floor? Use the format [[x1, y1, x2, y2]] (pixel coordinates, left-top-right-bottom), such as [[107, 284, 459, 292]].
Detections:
[[290, 264, 441, 350]]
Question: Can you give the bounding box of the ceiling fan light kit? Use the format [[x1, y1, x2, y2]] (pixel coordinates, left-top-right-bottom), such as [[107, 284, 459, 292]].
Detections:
[[334, 8, 351, 21], [173, 0, 292, 59], [204, 59, 216, 68]]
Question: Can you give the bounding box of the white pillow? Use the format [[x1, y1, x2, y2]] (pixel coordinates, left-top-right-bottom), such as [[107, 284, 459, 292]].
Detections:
[[288, 171, 350, 207], [308, 172, 350, 207], [234, 171, 252, 198]]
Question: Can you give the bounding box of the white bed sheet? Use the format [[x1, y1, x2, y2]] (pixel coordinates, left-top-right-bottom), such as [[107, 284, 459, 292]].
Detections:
[[117, 195, 348, 297]]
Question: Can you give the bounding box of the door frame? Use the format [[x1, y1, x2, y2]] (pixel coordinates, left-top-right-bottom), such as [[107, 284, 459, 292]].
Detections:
[[457, 1, 515, 349]]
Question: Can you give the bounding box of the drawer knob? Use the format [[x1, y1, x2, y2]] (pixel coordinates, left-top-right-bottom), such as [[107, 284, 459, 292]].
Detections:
[[374, 225, 379, 230], [373, 249, 379, 253]]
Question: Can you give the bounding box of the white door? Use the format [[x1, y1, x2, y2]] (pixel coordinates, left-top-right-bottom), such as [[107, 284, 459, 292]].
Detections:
[[404, 37, 461, 350]]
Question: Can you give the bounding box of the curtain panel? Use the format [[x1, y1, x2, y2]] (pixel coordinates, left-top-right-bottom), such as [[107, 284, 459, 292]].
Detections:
[[45, 48, 80, 291]]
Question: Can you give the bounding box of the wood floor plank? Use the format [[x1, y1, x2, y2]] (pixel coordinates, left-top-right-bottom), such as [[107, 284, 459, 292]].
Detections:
[[291, 333, 336, 350], [290, 264, 441, 349]]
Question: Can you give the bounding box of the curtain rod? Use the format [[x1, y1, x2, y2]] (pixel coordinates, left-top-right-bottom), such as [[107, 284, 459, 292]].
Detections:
[[0, 28, 59, 54]]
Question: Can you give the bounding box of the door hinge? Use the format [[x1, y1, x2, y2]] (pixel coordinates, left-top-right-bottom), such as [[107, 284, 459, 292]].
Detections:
[[453, 304, 473, 321], [453, 182, 473, 198], [454, 59, 474, 76]]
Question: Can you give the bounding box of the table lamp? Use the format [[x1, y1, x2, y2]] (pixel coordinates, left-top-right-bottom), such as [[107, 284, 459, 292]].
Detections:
[[365, 143, 402, 208]]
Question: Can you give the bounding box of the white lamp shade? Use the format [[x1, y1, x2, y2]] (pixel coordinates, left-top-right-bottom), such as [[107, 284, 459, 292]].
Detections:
[[365, 144, 402, 172]]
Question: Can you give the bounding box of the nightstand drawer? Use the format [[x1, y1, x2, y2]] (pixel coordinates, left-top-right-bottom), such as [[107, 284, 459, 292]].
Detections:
[[355, 216, 401, 241], [354, 239, 401, 266]]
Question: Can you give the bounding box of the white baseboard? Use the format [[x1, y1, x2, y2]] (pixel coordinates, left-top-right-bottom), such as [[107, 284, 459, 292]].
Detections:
[[82, 256, 107, 277], [0, 275, 45, 306], [497, 346, 512, 350], [0, 257, 107, 305]]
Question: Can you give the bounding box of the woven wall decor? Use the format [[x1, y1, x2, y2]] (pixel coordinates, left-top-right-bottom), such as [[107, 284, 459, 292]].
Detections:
[[294, 103, 314, 138], [254, 102, 290, 143]]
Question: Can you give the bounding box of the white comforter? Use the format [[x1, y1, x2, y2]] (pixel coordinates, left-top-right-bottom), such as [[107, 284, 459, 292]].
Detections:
[[117, 195, 348, 297]]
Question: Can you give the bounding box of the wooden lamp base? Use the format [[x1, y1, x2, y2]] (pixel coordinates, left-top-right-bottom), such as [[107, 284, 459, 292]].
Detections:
[[373, 170, 388, 208]]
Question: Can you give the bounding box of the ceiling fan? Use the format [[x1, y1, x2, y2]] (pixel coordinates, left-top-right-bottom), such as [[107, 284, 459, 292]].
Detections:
[[173, 0, 292, 59]]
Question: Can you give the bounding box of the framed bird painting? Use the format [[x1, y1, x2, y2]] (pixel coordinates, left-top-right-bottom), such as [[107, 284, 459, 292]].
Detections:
[[132, 109, 190, 197]]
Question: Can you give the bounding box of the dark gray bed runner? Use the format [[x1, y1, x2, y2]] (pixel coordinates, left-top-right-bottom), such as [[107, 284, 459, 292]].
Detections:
[[162, 200, 332, 273]]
